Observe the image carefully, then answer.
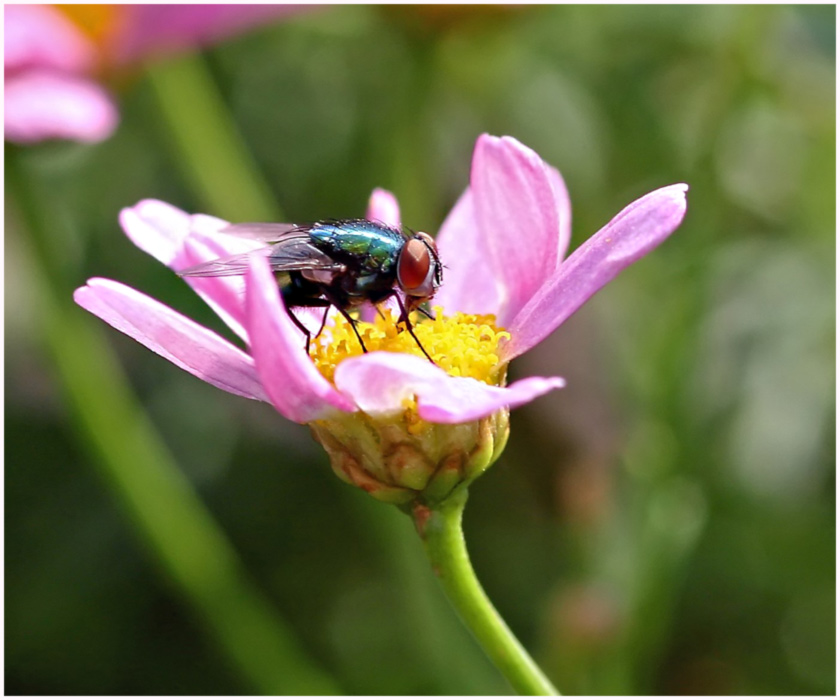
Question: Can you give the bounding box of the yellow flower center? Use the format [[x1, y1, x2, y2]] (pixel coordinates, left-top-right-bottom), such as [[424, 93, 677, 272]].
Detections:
[[56, 4, 123, 46], [309, 306, 510, 386]]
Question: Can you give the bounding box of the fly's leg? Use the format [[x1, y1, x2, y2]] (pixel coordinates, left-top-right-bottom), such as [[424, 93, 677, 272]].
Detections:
[[394, 294, 436, 365], [336, 307, 367, 353], [324, 306, 367, 353], [416, 304, 436, 321], [282, 284, 331, 355], [313, 306, 331, 342], [322, 291, 368, 353], [286, 306, 313, 354]]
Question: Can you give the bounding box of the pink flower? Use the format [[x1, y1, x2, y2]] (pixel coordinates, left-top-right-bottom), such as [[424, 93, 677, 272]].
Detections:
[[4, 4, 300, 145], [74, 135, 687, 502], [4, 4, 117, 144], [74, 133, 687, 424]]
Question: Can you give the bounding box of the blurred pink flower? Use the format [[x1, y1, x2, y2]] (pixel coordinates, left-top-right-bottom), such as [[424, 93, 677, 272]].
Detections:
[[4, 4, 301, 144], [74, 135, 688, 426], [4, 4, 117, 143], [112, 5, 305, 65]]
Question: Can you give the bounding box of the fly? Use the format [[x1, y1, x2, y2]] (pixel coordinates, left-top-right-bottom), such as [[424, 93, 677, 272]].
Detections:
[[177, 219, 443, 362]]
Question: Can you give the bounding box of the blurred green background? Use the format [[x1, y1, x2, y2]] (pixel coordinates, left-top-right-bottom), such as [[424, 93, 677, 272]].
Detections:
[[5, 4, 835, 695]]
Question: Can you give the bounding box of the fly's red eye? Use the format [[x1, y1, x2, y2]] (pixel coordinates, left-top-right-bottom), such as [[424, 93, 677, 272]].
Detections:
[[398, 238, 432, 291]]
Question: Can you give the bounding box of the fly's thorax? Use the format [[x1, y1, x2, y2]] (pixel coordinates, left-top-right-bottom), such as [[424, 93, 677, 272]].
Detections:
[[309, 220, 403, 275], [310, 405, 510, 506]]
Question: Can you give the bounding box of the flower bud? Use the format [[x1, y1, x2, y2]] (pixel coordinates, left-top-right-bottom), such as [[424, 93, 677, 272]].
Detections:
[[310, 405, 510, 506], [306, 307, 517, 505]]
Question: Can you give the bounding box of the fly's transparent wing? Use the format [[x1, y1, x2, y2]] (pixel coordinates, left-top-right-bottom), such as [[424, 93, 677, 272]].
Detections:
[[178, 231, 345, 278], [265, 235, 346, 272], [177, 248, 271, 278], [219, 222, 300, 242]]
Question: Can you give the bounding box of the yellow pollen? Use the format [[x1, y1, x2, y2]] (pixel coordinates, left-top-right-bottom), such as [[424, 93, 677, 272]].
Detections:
[[401, 397, 425, 435], [309, 306, 510, 386]]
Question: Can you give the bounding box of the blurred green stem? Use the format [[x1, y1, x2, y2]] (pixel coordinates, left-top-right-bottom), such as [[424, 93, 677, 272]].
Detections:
[[385, 34, 436, 227], [145, 52, 283, 222], [415, 488, 560, 695], [6, 148, 336, 695]]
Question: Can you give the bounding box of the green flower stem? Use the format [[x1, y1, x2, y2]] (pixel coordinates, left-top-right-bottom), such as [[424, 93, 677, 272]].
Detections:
[[145, 52, 283, 222], [415, 488, 560, 695], [6, 150, 337, 696]]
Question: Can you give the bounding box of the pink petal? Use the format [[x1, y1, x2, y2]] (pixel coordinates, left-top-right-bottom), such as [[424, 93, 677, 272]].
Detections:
[[471, 135, 569, 327], [433, 188, 501, 317], [334, 352, 565, 424], [177, 214, 265, 341], [119, 199, 192, 266], [4, 5, 95, 74], [111, 4, 307, 64], [4, 71, 117, 144], [74, 278, 267, 401], [119, 200, 263, 341], [366, 188, 401, 228], [547, 164, 572, 262], [245, 256, 355, 423], [504, 183, 689, 361]]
